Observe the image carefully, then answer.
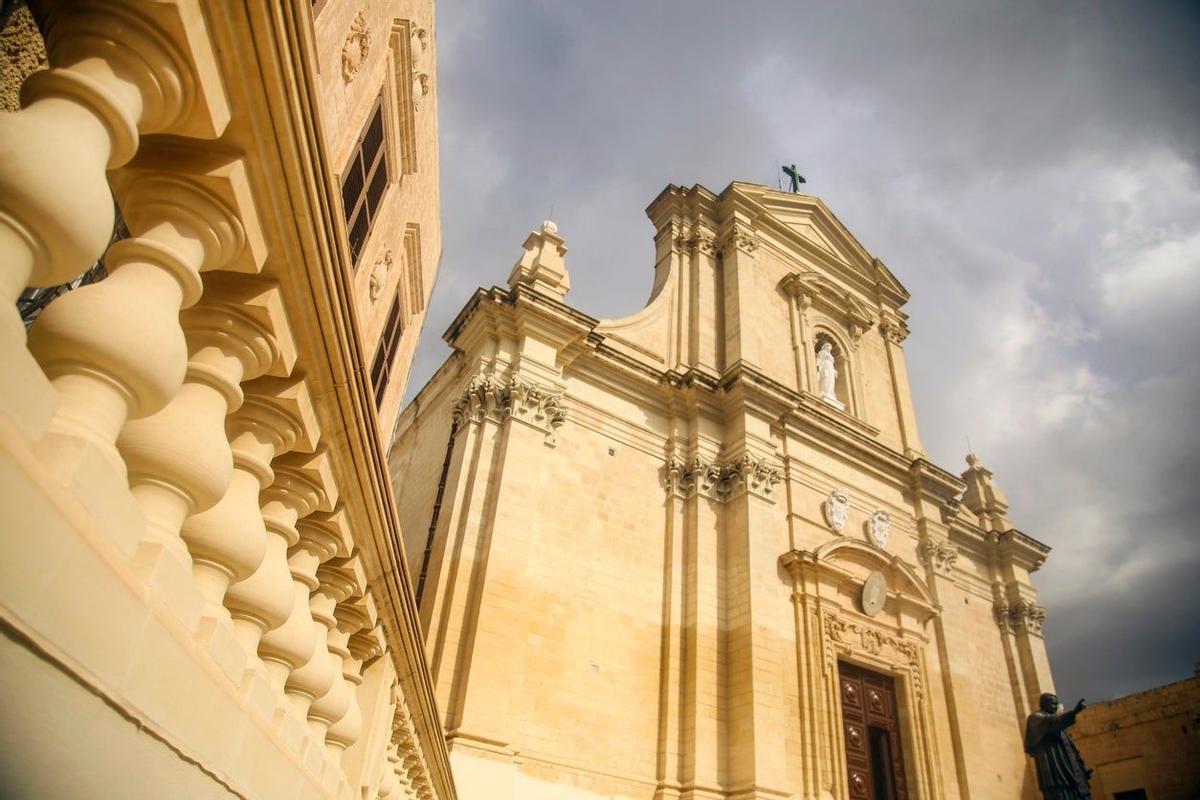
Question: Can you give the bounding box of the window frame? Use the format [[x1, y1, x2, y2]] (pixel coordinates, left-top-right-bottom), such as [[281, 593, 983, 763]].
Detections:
[[370, 291, 405, 407], [340, 92, 391, 268]]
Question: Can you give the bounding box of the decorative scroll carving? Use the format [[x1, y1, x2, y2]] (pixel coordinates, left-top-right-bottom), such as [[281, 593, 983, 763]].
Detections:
[[342, 11, 372, 83], [993, 597, 1046, 635], [917, 538, 958, 575], [663, 453, 782, 502], [450, 372, 567, 445], [823, 614, 925, 701], [369, 249, 392, 302], [779, 271, 876, 344]]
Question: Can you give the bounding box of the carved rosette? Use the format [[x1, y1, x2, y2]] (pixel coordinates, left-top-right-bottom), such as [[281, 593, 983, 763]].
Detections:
[[341, 11, 372, 83], [824, 614, 925, 701], [917, 538, 958, 576], [663, 453, 781, 502], [450, 372, 567, 446], [993, 598, 1046, 635]]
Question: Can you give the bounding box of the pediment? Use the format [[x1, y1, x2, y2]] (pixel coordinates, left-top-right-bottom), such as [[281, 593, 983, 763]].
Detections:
[[725, 183, 910, 305]]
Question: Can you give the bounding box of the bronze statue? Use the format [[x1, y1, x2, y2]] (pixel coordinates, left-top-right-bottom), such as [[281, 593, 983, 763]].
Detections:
[[1025, 693, 1093, 800]]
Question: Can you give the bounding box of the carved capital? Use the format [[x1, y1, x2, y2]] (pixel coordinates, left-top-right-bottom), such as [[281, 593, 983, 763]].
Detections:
[[880, 319, 910, 345], [663, 453, 782, 502], [451, 371, 567, 446], [994, 597, 1046, 635], [717, 219, 760, 254], [917, 538, 959, 576]]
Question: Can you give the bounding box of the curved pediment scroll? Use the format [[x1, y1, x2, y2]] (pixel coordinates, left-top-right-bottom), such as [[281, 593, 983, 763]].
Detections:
[[811, 538, 936, 609]]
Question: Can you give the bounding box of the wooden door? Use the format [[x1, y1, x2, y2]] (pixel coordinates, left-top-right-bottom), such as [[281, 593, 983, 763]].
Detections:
[[839, 661, 909, 800]]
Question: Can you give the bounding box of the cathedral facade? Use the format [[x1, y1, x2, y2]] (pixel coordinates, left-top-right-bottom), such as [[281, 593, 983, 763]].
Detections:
[[391, 183, 1056, 800]]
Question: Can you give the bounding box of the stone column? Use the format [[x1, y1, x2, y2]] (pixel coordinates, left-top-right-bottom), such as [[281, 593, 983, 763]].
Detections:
[[880, 319, 924, 458], [0, 0, 226, 436]]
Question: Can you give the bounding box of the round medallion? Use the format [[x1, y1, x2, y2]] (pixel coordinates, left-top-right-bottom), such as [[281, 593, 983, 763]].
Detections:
[[861, 571, 887, 617]]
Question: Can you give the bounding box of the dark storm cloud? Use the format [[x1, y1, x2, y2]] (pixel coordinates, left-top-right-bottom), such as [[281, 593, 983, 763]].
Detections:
[[411, 0, 1200, 700]]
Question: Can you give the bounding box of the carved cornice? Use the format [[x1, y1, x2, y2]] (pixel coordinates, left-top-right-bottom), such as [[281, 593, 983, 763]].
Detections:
[[917, 538, 959, 576], [450, 372, 567, 445], [663, 453, 782, 502], [994, 598, 1046, 636]]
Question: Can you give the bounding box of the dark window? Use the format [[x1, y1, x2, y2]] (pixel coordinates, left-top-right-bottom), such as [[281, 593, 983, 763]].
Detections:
[[1114, 791, 1147, 800], [371, 293, 404, 407], [340, 96, 390, 267]]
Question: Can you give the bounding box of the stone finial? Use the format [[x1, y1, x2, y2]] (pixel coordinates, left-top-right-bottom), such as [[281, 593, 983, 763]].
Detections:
[[961, 452, 1012, 532], [507, 219, 571, 299]]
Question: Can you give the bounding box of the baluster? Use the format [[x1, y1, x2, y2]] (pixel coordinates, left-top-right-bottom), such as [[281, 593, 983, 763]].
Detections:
[[237, 449, 334, 694], [0, 0, 226, 436], [322, 559, 372, 761], [186, 375, 316, 642], [285, 508, 353, 730], [118, 278, 289, 577], [28, 171, 246, 488]]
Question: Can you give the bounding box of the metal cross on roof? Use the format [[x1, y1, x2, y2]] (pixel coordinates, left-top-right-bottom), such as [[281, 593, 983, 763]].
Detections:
[[782, 164, 806, 193]]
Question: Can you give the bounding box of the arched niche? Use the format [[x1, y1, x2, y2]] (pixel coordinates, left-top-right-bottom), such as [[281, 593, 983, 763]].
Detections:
[[810, 320, 863, 419]]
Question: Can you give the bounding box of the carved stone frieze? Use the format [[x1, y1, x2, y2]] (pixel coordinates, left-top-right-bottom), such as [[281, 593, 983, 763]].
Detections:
[[341, 11, 372, 83], [917, 538, 958, 575], [824, 614, 925, 700], [410, 25, 431, 113], [450, 372, 567, 445], [663, 453, 782, 502]]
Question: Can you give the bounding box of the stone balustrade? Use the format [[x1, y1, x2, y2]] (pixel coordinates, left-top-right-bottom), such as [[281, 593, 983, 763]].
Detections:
[[0, 3, 451, 799]]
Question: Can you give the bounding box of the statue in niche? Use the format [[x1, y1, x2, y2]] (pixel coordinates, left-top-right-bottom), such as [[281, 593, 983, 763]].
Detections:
[[1025, 693, 1092, 800], [816, 341, 844, 409]]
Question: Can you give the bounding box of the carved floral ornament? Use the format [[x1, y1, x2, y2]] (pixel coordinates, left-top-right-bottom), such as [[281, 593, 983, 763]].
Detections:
[[994, 597, 1047, 635], [451, 371, 567, 446], [342, 11, 372, 83], [664, 453, 783, 502], [410, 25, 430, 112]]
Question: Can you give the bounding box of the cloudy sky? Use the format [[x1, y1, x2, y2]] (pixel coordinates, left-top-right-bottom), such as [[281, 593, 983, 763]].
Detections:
[[409, 0, 1200, 702]]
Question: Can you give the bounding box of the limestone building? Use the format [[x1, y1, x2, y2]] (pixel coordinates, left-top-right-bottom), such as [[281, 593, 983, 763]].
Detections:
[[1072, 665, 1200, 799], [1, 1, 452, 798], [391, 183, 1058, 800]]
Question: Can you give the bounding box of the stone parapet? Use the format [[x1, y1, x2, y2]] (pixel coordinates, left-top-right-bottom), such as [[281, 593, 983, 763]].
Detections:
[[0, 2, 452, 798]]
